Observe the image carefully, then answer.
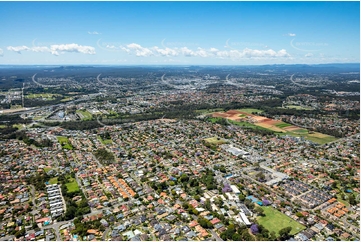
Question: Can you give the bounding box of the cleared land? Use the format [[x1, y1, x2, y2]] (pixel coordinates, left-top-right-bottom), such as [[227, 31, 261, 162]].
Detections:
[[57, 136, 73, 150], [212, 110, 338, 144], [257, 206, 306, 236], [229, 120, 273, 132]]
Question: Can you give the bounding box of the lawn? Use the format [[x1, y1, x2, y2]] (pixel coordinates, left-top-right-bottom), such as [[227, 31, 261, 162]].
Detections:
[[57, 136, 73, 150], [49, 177, 58, 185], [65, 177, 80, 193], [76, 109, 93, 121], [237, 108, 264, 114], [203, 137, 227, 145], [275, 122, 292, 128], [257, 206, 306, 237]]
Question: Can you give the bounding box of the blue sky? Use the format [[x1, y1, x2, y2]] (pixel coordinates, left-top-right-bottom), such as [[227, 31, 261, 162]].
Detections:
[[0, 1, 359, 65]]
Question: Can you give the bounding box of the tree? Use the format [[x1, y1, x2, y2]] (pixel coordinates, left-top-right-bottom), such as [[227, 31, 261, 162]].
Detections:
[[238, 194, 245, 201], [349, 194, 357, 205], [279, 226, 292, 239], [255, 206, 265, 216], [250, 224, 259, 234], [270, 231, 276, 240], [205, 198, 212, 211], [232, 233, 242, 241]]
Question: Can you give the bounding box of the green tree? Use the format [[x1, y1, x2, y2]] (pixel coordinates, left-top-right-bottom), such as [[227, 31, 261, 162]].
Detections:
[[279, 226, 292, 239]]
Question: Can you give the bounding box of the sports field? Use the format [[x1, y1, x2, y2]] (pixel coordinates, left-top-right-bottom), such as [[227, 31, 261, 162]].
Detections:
[[257, 206, 305, 236], [76, 109, 93, 121]]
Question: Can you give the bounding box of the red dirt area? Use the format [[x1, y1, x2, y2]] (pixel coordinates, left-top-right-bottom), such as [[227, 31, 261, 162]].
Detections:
[[261, 119, 280, 125], [283, 126, 301, 131]]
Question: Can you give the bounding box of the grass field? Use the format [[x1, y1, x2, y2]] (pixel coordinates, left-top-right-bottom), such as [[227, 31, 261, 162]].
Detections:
[[49, 177, 58, 185], [26, 93, 61, 100], [237, 108, 264, 114], [76, 109, 93, 121], [65, 177, 80, 193], [275, 122, 292, 128], [196, 108, 224, 114], [13, 123, 25, 130], [257, 206, 306, 236], [57, 136, 73, 150], [98, 135, 113, 145], [282, 131, 338, 144], [208, 117, 224, 123], [204, 137, 227, 145], [284, 105, 314, 110], [60, 96, 73, 102], [292, 129, 309, 134]]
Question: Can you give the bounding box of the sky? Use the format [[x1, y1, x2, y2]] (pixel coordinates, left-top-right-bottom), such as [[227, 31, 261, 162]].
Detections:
[[0, 1, 359, 65]]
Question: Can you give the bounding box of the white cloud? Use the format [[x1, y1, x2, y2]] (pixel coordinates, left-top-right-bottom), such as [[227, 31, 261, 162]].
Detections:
[[124, 43, 153, 57], [287, 33, 296, 37], [0, 48, 3, 56], [7, 45, 30, 54], [118, 42, 291, 60], [106, 45, 117, 49], [179, 47, 196, 57], [7, 43, 96, 56], [32, 46, 50, 52], [88, 31, 101, 35], [50, 44, 96, 55], [305, 53, 313, 57], [152, 46, 178, 56]]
